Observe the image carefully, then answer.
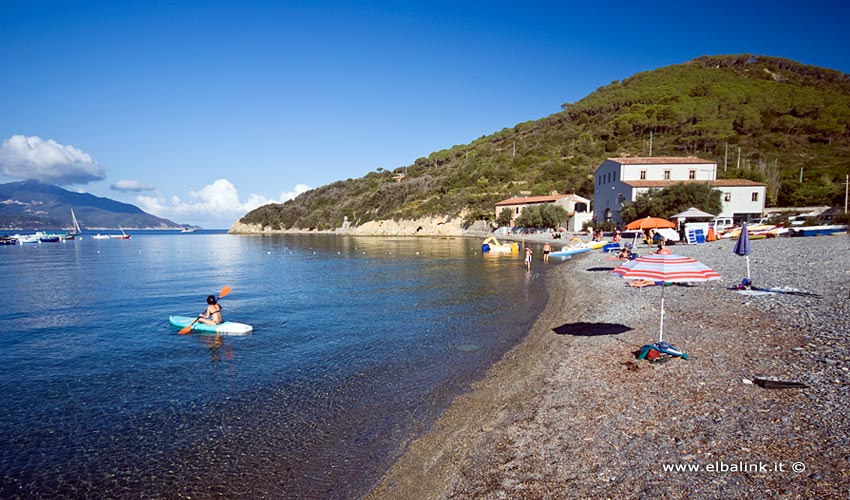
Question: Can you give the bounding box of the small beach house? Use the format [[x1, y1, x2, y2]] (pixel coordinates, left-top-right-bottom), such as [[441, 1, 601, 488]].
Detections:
[[495, 193, 592, 231]]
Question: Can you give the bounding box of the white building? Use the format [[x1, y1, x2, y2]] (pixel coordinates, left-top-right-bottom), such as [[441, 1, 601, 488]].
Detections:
[[593, 157, 766, 225], [495, 193, 592, 231]]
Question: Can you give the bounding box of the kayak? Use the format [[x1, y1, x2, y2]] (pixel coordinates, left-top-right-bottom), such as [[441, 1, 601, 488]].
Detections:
[[169, 315, 254, 335], [548, 247, 592, 258]]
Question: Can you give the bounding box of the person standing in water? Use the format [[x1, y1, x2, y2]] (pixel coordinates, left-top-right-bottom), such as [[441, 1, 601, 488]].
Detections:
[[542, 242, 552, 263], [525, 245, 533, 271]]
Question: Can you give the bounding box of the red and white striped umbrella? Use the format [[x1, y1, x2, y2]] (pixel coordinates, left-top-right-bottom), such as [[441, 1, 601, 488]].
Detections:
[[611, 253, 720, 341], [612, 254, 720, 282]]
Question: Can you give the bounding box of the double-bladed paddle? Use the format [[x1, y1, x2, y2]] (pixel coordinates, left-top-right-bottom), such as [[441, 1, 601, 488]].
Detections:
[[178, 285, 231, 334]]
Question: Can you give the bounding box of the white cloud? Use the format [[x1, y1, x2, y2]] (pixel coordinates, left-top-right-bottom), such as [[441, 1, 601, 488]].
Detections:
[[281, 184, 312, 201], [135, 179, 312, 226], [0, 134, 105, 185], [110, 179, 155, 192]]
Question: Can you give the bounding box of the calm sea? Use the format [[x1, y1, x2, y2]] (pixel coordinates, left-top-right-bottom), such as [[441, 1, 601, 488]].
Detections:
[[0, 231, 557, 499]]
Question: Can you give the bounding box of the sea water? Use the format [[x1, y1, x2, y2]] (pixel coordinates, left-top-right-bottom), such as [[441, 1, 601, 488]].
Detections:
[[0, 232, 553, 498]]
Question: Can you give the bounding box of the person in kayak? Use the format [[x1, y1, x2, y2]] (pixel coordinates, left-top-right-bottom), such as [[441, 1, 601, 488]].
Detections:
[[197, 295, 223, 326]]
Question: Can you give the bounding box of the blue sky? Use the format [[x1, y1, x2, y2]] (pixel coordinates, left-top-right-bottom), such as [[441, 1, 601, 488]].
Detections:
[[1, 0, 848, 228]]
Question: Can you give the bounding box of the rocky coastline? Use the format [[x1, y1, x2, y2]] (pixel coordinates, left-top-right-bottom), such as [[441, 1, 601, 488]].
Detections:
[[367, 233, 850, 499], [228, 216, 482, 237]]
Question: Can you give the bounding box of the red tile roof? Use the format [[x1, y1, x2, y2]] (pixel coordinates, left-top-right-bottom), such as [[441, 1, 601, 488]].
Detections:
[[496, 194, 568, 205], [608, 156, 714, 165]]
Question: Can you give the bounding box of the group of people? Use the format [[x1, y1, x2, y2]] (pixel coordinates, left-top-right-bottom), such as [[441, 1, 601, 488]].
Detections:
[[522, 225, 675, 271], [523, 241, 556, 271]]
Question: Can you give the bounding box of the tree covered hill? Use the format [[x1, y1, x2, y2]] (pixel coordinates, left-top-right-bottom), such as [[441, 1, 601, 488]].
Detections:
[[240, 55, 850, 231]]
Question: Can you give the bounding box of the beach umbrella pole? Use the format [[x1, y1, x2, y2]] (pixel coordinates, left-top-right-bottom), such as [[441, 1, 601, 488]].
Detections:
[[659, 285, 665, 342], [746, 255, 751, 280]]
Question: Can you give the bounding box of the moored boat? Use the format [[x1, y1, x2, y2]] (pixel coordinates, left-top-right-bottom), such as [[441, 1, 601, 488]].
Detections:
[[0, 235, 17, 245], [63, 209, 83, 239], [14, 234, 40, 244], [111, 226, 131, 239]]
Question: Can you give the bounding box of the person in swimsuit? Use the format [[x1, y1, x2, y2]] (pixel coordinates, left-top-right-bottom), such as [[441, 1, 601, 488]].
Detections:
[[612, 230, 622, 243], [525, 246, 533, 271], [197, 295, 223, 326], [542, 242, 552, 263]]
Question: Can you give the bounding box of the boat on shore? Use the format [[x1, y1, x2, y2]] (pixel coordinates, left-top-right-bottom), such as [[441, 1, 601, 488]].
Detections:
[[548, 246, 592, 258], [788, 225, 847, 237]]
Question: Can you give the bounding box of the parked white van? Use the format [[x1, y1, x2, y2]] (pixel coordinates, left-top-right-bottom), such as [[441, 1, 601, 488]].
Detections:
[[711, 217, 735, 232]]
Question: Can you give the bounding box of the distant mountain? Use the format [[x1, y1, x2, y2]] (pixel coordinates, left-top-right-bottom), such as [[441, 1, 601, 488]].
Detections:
[[0, 180, 182, 230], [238, 55, 850, 231]]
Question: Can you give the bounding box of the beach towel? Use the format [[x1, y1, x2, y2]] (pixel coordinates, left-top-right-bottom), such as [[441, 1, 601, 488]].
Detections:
[[626, 280, 672, 288]]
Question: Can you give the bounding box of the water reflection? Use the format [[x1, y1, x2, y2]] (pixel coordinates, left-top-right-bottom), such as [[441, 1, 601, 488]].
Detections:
[[198, 334, 235, 363]]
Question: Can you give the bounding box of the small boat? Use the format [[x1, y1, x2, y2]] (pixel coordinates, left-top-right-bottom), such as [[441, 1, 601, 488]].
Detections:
[[92, 234, 111, 240], [14, 234, 40, 244], [0, 235, 17, 245], [548, 246, 592, 258], [180, 227, 199, 233], [481, 237, 520, 253], [563, 235, 608, 249], [63, 209, 83, 239], [788, 225, 847, 237], [111, 226, 131, 239]]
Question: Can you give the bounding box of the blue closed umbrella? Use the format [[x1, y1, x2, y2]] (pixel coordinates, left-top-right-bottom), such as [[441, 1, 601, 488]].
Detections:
[[732, 222, 751, 280]]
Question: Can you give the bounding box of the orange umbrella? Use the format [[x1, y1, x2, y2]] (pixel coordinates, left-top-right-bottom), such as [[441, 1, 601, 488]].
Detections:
[[624, 216, 676, 230]]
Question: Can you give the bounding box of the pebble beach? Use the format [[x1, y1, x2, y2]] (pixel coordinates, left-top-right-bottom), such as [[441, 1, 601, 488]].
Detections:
[[368, 233, 850, 499]]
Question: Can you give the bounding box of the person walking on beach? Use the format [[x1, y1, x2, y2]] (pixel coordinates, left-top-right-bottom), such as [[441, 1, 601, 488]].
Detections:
[[525, 246, 533, 271], [197, 295, 223, 326], [542, 242, 552, 263]]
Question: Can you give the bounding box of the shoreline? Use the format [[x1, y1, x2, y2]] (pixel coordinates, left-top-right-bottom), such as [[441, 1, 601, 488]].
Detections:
[[367, 235, 850, 498]]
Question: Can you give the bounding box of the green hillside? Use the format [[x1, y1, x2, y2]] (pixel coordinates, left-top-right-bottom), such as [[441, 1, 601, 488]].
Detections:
[[240, 55, 850, 230]]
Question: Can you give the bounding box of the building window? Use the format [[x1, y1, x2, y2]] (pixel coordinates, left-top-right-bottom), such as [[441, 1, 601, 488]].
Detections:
[[752, 192, 759, 202], [515, 207, 520, 215], [663, 170, 671, 180], [689, 170, 696, 179], [640, 170, 646, 180], [724, 193, 732, 202]]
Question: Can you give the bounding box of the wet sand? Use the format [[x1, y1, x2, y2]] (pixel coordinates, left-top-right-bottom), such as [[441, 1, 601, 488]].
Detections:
[[367, 235, 850, 499]]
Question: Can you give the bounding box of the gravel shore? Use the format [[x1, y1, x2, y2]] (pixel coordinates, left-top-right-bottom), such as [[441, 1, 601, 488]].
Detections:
[[367, 234, 850, 499]]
